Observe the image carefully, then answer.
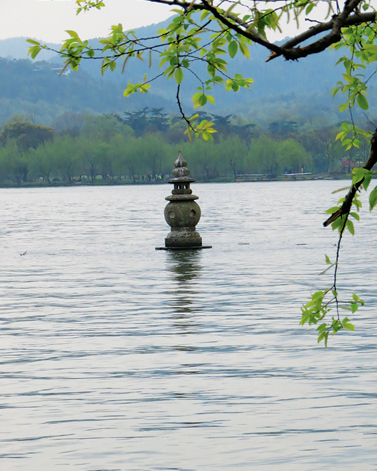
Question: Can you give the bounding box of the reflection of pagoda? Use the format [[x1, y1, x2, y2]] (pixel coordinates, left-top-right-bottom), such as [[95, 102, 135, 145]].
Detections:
[[166, 250, 202, 334], [156, 152, 211, 250]]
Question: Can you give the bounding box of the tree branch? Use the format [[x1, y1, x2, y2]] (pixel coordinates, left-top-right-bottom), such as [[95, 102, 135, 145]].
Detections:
[[75, 0, 377, 63], [267, 0, 373, 61], [323, 128, 377, 227], [148, 0, 376, 62], [276, 12, 377, 53]]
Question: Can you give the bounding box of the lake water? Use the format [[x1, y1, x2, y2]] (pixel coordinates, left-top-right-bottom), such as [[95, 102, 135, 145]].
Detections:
[[1, 181, 377, 471]]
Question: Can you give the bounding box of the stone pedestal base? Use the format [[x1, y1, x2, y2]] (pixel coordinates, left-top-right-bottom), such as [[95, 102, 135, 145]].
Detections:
[[165, 228, 202, 248], [155, 246, 212, 251]]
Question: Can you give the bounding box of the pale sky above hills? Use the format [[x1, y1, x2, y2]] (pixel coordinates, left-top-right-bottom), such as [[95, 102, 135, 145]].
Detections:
[[0, 0, 330, 44], [0, 0, 173, 42]]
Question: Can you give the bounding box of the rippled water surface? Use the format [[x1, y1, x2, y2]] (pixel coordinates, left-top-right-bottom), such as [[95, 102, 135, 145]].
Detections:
[[1, 181, 377, 470]]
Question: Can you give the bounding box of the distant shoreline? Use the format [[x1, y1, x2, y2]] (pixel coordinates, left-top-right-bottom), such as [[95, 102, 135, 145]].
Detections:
[[0, 173, 353, 189]]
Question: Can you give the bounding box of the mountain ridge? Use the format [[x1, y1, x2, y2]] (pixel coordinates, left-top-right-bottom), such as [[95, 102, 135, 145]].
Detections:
[[0, 19, 369, 127]]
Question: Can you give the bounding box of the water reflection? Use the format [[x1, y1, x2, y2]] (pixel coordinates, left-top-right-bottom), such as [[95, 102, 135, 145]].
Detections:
[[166, 250, 203, 334], [168, 250, 203, 283]]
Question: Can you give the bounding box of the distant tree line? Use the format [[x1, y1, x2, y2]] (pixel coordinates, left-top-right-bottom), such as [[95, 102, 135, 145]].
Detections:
[[0, 109, 364, 185]]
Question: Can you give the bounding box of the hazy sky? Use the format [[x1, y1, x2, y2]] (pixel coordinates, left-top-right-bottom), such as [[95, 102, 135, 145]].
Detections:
[[0, 0, 173, 42], [0, 0, 329, 44]]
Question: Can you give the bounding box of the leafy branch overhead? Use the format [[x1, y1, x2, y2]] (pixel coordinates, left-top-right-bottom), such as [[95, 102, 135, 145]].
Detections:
[[28, 0, 376, 139]]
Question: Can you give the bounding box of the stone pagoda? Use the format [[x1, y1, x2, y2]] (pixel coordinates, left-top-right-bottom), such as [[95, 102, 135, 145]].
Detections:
[[156, 152, 211, 250]]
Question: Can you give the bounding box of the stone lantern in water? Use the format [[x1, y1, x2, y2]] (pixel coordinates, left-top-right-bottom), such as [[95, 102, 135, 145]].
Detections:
[[156, 152, 211, 250]]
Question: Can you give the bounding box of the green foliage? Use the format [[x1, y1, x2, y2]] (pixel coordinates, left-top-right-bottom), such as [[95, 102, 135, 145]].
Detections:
[[301, 282, 363, 346], [0, 111, 326, 184], [330, 21, 377, 150], [277, 138, 312, 173], [369, 186, 377, 210], [81, 115, 134, 142], [0, 121, 54, 151], [349, 167, 377, 212], [184, 115, 217, 141], [308, 160, 377, 344], [325, 190, 362, 234]]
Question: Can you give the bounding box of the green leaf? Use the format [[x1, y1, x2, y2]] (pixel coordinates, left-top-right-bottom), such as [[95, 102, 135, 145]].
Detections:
[[325, 206, 340, 214], [317, 323, 327, 332], [341, 122, 350, 132], [350, 302, 359, 313], [198, 94, 207, 106], [352, 168, 368, 185], [363, 173, 373, 191], [346, 219, 355, 235], [238, 41, 250, 59], [30, 46, 41, 59], [27, 39, 40, 46], [228, 41, 238, 58], [369, 186, 377, 211], [335, 131, 345, 141], [344, 322, 355, 331], [175, 67, 184, 84], [200, 10, 210, 21], [363, 44, 377, 54], [342, 74, 353, 83], [192, 92, 202, 103], [65, 30, 82, 43], [349, 212, 360, 221], [331, 215, 347, 233], [357, 93, 369, 110]]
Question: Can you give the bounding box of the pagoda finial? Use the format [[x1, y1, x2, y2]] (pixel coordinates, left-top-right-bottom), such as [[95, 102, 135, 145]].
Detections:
[[172, 151, 190, 179], [174, 151, 187, 168]]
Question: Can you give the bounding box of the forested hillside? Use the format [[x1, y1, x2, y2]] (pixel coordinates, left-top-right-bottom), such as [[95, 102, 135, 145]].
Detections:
[[1, 17, 376, 127], [0, 57, 176, 125]]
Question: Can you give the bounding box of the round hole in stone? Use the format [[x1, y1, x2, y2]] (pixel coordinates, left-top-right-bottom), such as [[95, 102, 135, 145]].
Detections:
[[169, 211, 175, 219], [189, 210, 196, 217]]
